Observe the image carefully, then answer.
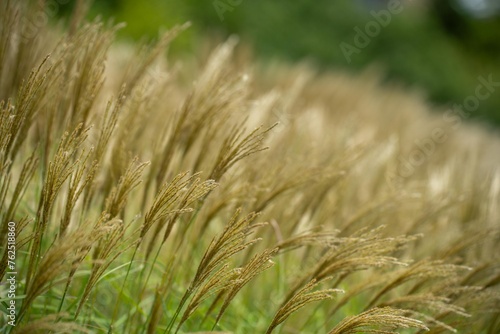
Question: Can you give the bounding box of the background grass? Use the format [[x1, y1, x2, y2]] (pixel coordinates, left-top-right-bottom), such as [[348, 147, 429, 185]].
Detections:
[[0, 1, 499, 334]]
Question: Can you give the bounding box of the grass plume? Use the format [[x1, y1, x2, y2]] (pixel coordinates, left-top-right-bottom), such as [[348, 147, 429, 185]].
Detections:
[[0, 1, 499, 333]]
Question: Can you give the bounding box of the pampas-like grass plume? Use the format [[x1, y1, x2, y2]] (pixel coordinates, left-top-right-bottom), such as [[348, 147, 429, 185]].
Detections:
[[0, 1, 499, 333]]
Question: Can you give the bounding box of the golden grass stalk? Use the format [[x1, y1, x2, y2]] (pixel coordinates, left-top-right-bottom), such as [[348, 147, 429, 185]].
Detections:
[[19, 227, 91, 321], [266, 278, 344, 334], [104, 157, 150, 218], [366, 260, 471, 309], [214, 247, 278, 326], [285, 227, 417, 302], [74, 216, 130, 317], [327, 307, 429, 334], [168, 209, 265, 331], [25, 123, 90, 288], [13, 313, 90, 334]]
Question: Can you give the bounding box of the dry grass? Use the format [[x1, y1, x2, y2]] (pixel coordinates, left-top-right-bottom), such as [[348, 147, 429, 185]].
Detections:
[[0, 1, 499, 333]]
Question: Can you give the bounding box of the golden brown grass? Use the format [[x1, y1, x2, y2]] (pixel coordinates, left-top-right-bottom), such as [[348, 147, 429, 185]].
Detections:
[[0, 1, 499, 333]]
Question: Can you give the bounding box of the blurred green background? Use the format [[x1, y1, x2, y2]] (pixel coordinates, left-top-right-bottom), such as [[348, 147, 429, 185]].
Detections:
[[60, 0, 500, 126]]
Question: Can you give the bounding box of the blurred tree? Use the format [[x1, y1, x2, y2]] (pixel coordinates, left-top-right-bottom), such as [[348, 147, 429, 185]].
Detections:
[[57, 0, 500, 125]]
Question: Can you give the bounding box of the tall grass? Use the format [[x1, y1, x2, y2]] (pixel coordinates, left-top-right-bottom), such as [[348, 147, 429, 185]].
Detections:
[[0, 1, 499, 333]]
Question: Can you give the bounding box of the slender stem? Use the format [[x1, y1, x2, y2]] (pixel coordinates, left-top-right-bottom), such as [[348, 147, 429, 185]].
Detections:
[[57, 272, 73, 315], [165, 287, 192, 334], [139, 240, 163, 301], [123, 241, 162, 333], [110, 246, 139, 327], [125, 239, 165, 333]]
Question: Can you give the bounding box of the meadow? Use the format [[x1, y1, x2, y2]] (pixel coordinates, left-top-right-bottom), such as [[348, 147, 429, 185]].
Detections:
[[0, 1, 499, 333]]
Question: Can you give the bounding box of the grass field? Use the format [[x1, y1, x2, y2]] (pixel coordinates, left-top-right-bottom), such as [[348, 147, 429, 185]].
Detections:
[[0, 1, 499, 333]]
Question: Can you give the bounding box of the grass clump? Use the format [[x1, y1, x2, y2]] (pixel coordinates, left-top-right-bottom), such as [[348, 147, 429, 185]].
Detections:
[[0, 1, 499, 333]]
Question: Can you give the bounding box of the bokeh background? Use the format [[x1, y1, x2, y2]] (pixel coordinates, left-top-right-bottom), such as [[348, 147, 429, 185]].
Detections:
[[58, 0, 500, 126]]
